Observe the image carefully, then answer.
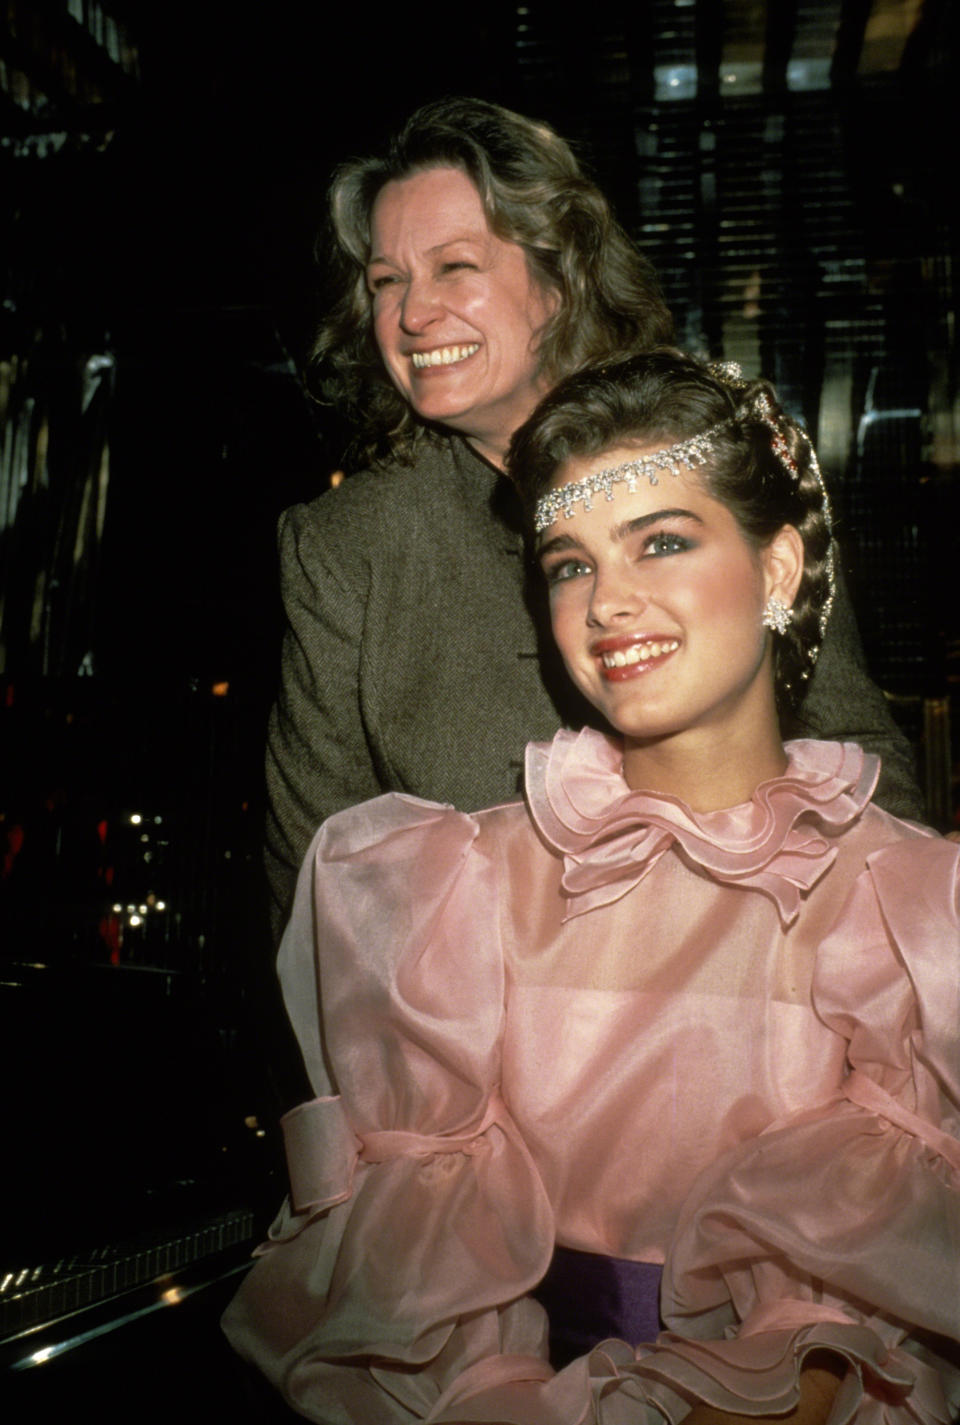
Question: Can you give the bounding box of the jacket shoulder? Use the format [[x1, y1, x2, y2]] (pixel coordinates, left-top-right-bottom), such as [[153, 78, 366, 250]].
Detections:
[[281, 439, 480, 539]]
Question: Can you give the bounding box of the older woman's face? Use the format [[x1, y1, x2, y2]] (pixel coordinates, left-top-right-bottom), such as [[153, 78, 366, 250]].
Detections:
[[366, 166, 557, 466]]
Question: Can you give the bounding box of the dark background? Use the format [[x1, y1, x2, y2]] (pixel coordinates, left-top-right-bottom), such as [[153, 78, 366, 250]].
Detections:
[[1, 0, 957, 1416]]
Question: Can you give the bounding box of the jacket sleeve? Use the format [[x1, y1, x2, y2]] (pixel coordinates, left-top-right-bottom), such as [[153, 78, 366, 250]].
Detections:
[[265, 499, 386, 940], [797, 561, 922, 821]]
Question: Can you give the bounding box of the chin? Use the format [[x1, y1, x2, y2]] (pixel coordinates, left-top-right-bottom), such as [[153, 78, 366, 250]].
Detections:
[[409, 393, 476, 427], [586, 688, 674, 734]]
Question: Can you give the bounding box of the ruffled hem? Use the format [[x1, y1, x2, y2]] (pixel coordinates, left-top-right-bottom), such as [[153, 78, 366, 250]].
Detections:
[[422, 1320, 950, 1425], [525, 730, 879, 923]]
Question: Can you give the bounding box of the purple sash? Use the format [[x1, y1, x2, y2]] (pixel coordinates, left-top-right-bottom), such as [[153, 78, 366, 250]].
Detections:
[[531, 1246, 663, 1369]]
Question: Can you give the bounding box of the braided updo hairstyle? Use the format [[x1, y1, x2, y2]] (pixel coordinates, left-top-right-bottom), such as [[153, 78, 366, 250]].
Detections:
[[507, 349, 835, 717]]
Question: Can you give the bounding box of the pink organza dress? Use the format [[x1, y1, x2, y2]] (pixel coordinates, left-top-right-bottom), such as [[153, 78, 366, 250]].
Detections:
[[223, 729, 960, 1425]]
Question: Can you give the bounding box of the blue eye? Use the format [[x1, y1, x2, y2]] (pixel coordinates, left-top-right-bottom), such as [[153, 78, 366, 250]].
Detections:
[[543, 558, 591, 586], [645, 532, 691, 556]]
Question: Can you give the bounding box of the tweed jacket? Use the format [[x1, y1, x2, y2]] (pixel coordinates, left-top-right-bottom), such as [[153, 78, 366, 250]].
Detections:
[[265, 435, 921, 933]]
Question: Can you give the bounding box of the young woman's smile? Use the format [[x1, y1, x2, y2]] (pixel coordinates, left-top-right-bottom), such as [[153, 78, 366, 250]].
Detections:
[[539, 445, 802, 787], [591, 633, 682, 679]]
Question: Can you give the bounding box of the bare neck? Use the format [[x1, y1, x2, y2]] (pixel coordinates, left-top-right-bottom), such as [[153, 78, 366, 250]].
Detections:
[[622, 722, 788, 812]]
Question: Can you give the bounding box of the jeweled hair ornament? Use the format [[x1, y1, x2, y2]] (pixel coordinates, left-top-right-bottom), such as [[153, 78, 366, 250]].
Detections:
[[533, 429, 717, 533], [532, 362, 753, 534], [750, 388, 836, 647]]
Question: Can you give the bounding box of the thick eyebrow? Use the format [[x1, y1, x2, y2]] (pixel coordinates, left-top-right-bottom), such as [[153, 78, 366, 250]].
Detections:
[[538, 507, 703, 558], [366, 233, 487, 269], [611, 508, 704, 540], [537, 531, 582, 559]]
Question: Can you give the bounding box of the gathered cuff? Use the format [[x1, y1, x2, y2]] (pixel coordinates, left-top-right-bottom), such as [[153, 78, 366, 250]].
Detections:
[[266, 1088, 515, 1249], [360, 1090, 509, 1164], [281, 1088, 511, 1200], [281, 1095, 361, 1216], [841, 1070, 960, 1177]]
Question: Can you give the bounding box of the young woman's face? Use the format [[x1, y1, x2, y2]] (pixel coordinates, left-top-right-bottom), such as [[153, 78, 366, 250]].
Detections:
[[367, 167, 557, 465], [538, 446, 799, 757]]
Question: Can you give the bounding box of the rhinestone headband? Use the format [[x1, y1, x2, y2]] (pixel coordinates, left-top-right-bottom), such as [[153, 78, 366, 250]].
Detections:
[[533, 427, 721, 533]]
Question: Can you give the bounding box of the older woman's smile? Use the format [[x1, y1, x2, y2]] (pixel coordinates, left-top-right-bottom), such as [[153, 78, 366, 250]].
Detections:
[[410, 343, 481, 370]]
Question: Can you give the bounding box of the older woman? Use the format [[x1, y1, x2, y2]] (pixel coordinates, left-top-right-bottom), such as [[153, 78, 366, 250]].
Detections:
[[265, 97, 920, 935]]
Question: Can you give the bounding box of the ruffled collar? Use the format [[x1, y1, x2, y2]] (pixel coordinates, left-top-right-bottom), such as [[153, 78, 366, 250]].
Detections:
[[524, 728, 879, 926]]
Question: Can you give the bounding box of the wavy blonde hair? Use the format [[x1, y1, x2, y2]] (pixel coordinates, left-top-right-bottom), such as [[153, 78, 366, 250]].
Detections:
[[311, 97, 673, 467]]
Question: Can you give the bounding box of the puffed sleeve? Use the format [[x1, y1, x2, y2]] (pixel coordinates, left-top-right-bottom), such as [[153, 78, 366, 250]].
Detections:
[[222, 797, 560, 1425], [616, 836, 960, 1425]]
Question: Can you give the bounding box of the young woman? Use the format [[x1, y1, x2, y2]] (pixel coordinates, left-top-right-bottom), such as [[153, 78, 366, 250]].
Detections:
[[225, 352, 960, 1424]]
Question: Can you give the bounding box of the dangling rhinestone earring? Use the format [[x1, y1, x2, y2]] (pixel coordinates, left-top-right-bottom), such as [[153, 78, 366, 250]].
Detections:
[[762, 596, 794, 635]]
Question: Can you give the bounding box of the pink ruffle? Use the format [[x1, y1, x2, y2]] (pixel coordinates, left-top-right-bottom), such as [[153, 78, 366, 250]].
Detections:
[[525, 730, 879, 924], [423, 1324, 931, 1425]]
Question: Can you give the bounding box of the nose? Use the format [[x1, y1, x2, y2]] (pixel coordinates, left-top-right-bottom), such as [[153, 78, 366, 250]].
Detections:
[[399, 277, 442, 335], [587, 563, 647, 627]]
